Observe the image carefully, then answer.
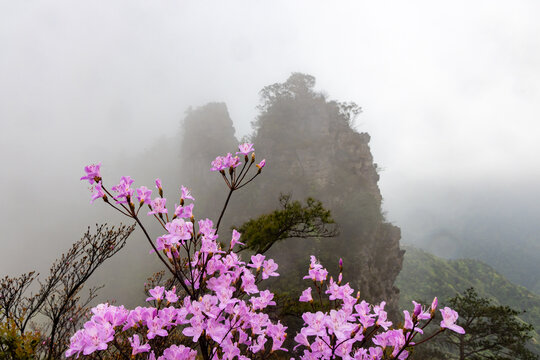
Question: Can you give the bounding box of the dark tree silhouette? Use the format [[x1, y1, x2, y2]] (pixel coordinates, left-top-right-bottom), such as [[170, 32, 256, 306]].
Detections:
[[0, 224, 134, 359], [412, 288, 538, 360], [234, 194, 338, 255], [444, 288, 537, 360]]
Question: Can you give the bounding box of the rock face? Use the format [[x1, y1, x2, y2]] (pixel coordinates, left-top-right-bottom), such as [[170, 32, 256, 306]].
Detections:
[[180, 74, 404, 317], [179, 102, 239, 220]]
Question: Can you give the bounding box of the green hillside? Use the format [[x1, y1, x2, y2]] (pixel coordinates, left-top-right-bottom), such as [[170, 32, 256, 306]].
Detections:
[[396, 246, 540, 351]]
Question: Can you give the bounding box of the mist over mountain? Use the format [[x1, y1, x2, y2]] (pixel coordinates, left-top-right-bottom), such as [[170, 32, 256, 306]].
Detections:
[[2, 2, 539, 309], [390, 181, 540, 294], [2, 4, 540, 358]]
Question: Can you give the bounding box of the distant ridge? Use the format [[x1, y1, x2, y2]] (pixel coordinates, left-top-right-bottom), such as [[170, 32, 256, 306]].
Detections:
[[397, 246, 540, 352]]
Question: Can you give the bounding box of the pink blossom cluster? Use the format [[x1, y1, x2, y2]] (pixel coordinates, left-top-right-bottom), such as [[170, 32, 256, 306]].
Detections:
[[75, 146, 286, 358], [66, 231, 287, 358], [293, 256, 465, 360], [66, 245, 286, 359], [66, 266, 285, 359], [211, 152, 241, 171], [210, 143, 265, 173], [76, 143, 464, 359]]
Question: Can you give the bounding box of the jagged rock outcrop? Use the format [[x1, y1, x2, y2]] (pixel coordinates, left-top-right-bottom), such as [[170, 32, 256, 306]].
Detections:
[[179, 103, 239, 220], [179, 74, 404, 317], [249, 73, 403, 316]]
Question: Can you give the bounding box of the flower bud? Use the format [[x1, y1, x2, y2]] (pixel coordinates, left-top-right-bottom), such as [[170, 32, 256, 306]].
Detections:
[[430, 297, 438, 316], [350, 324, 361, 338]]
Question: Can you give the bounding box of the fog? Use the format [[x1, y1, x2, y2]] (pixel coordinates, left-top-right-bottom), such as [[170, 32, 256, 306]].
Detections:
[[1, 0, 539, 304]]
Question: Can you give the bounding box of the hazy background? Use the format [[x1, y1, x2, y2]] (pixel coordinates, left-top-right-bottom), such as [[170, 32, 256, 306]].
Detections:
[[1, 1, 539, 301]]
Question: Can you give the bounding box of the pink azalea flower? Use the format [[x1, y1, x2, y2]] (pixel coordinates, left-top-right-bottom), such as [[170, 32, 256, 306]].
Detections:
[[267, 321, 288, 352], [148, 197, 168, 215], [369, 346, 383, 359], [205, 318, 228, 343], [303, 256, 329, 282], [299, 287, 313, 302], [223, 153, 241, 168], [403, 310, 423, 334], [403, 310, 414, 330], [65, 330, 86, 358], [236, 143, 254, 156], [262, 259, 279, 279], [129, 334, 150, 355], [80, 163, 101, 184], [250, 334, 267, 353], [294, 330, 310, 350], [146, 286, 165, 302], [158, 306, 178, 326], [326, 277, 341, 300], [200, 233, 223, 254], [230, 229, 245, 249], [387, 329, 407, 358], [163, 218, 193, 246], [210, 156, 226, 171], [111, 176, 134, 204], [122, 306, 156, 331], [249, 254, 266, 270], [181, 185, 195, 201], [174, 203, 194, 218], [161, 345, 197, 360], [222, 340, 241, 360], [412, 300, 431, 320], [182, 315, 204, 342], [165, 287, 178, 303], [155, 178, 162, 189], [81, 321, 114, 355], [241, 269, 259, 294], [103, 305, 129, 327], [90, 182, 105, 203], [198, 218, 215, 236], [221, 254, 244, 274], [91, 303, 111, 317], [440, 307, 465, 334], [302, 311, 327, 337], [250, 290, 276, 310], [373, 332, 389, 349], [136, 186, 152, 204], [146, 317, 168, 339], [376, 310, 392, 330]]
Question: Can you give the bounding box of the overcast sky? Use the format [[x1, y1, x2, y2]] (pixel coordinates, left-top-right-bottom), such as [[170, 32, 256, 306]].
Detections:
[[1, 1, 539, 279]]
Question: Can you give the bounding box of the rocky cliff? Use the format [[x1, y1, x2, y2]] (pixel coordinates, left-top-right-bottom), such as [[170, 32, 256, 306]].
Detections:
[[179, 73, 404, 317]]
